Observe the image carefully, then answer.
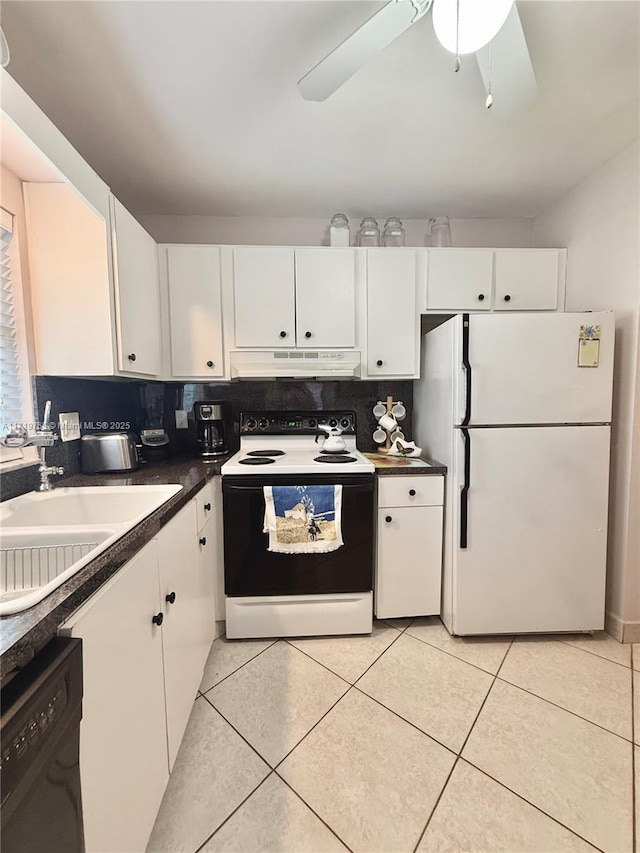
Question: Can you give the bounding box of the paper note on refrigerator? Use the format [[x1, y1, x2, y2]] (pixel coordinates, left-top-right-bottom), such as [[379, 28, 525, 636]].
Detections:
[[578, 325, 601, 368]]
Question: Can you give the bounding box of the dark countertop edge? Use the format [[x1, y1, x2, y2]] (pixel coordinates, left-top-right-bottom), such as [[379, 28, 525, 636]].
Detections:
[[0, 456, 228, 683], [367, 456, 447, 476]]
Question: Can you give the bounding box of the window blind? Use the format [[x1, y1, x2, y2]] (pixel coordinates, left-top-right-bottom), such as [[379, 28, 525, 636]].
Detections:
[[0, 209, 23, 436]]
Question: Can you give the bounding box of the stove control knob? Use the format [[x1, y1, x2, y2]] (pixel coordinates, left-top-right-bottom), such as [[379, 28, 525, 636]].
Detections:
[[308, 418, 317, 429], [245, 418, 257, 431], [258, 418, 269, 430], [328, 418, 338, 428], [340, 418, 350, 429]]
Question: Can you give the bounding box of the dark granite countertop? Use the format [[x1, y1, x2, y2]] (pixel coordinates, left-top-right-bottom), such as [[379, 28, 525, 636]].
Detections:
[[0, 455, 230, 683], [364, 453, 447, 476]]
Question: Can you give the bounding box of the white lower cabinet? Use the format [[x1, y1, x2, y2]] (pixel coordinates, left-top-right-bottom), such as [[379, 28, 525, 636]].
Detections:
[[61, 540, 168, 853], [60, 484, 218, 852], [374, 476, 444, 619]]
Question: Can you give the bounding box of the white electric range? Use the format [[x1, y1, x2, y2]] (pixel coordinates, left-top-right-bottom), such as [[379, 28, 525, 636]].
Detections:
[[221, 411, 375, 639]]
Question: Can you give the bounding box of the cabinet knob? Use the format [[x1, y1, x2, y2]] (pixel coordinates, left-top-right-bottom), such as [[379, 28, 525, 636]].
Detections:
[[477, 294, 485, 302], [128, 353, 137, 362], [204, 502, 211, 511], [385, 515, 393, 523], [279, 331, 287, 338], [199, 536, 207, 546], [152, 612, 164, 626], [305, 331, 312, 339], [206, 360, 214, 368], [503, 294, 511, 302], [376, 359, 383, 367], [166, 591, 176, 604], [409, 489, 416, 496]]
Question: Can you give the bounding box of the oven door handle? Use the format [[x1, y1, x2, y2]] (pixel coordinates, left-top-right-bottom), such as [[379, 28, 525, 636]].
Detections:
[[223, 482, 373, 493]]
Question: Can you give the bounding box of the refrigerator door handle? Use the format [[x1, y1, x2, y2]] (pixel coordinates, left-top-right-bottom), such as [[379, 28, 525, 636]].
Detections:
[[460, 427, 470, 549], [461, 313, 471, 426]]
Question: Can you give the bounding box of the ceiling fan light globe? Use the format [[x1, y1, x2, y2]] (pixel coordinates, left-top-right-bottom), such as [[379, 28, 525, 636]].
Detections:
[[432, 0, 514, 55]]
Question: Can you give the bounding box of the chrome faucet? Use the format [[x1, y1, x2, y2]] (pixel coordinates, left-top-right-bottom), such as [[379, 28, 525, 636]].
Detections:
[[0, 401, 64, 490]]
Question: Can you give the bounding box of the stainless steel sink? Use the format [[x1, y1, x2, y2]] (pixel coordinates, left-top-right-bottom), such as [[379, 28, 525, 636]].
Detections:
[[0, 485, 183, 615]]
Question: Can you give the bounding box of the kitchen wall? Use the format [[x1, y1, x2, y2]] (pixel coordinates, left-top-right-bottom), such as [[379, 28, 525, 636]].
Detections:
[[0, 376, 145, 501], [532, 140, 640, 641], [140, 215, 533, 249], [162, 380, 413, 456]]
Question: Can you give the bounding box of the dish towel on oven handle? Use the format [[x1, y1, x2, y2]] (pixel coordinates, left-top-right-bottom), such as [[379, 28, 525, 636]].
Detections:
[[263, 485, 343, 554]]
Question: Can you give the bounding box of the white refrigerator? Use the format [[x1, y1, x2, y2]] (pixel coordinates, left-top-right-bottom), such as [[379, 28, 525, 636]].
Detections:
[[414, 311, 614, 635]]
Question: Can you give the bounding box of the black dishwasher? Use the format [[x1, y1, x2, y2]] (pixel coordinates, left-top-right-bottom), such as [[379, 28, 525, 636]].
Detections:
[[1, 637, 84, 853]]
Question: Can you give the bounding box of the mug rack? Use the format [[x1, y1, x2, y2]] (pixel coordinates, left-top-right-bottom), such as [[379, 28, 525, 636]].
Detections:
[[373, 395, 405, 455]]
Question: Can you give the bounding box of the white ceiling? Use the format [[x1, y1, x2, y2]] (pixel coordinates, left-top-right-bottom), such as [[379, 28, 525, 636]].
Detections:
[[2, 1, 638, 219]]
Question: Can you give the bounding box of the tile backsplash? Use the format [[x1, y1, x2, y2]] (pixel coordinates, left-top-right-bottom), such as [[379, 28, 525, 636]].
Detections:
[[1, 377, 413, 500]]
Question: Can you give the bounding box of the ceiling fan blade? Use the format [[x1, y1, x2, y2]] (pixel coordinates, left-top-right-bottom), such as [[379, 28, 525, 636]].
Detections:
[[298, 1, 428, 102], [475, 3, 537, 116]]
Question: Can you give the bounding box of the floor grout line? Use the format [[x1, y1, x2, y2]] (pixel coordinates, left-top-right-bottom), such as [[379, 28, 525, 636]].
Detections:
[[552, 634, 633, 670], [458, 756, 607, 853], [193, 770, 274, 853], [200, 637, 279, 695], [274, 769, 355, 852], [402, 625, 512, 677], [282, 639, 354, 687], [493, 674, 634, 744], [410, 637, 515, 853], [201, 693, 276, 769]]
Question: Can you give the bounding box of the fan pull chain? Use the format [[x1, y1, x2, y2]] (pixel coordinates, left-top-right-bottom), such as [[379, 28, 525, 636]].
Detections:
[[485, 40, 494, 108], [454, 0, 461, 72]]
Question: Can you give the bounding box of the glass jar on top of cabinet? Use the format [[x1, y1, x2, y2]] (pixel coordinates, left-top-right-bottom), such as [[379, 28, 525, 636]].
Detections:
[[357, 217, 381, 247], [383, 217, 406, 247]]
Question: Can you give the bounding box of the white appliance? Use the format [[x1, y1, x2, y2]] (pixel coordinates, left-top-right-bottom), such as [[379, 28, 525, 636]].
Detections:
[[414, 311, 614, 635], [221, 411, 375, 638], [229, 350, 361, 379]]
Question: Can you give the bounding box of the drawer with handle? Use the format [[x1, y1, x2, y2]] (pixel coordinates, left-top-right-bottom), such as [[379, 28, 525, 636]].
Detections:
[[378, 475, 443, 508]]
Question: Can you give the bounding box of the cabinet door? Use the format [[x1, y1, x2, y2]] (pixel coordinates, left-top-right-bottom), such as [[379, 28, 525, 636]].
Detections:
[[233, 247, 295, 347], [367, 249, 418, 376], [156, 500, 203, 770], [112, 197, 161, 375], [62, 541, 168, 853], [197, 515, 217, 653], [375, 505, 443, 618], [295, 249, 355, 347], [427, 249, 493, 310], [167, 246, 224, 377], [494, 250, 560, 311]]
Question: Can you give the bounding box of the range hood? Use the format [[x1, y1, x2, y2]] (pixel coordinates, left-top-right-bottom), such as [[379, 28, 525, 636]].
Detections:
[[229, 350, 361, 380]]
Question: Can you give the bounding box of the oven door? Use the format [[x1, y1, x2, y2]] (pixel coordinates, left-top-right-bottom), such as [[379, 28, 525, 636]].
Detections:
[[223, 474, 374, 597]]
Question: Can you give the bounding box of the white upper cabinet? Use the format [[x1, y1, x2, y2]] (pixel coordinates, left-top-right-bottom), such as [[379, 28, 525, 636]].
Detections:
[[493, 249, 561, 311], [24, 182, 116, 377], [165, 245, 224, 378], [232, 247, 355, 348], [426, 249, 494, 311], [233, 247, 295, 347], [294, 249, 355, 348], [366, 249, 419, 377], [111, 197, 161, 376]]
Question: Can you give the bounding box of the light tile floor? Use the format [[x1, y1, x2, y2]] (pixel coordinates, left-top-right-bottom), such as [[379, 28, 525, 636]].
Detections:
[[148, 619, 637, 853]]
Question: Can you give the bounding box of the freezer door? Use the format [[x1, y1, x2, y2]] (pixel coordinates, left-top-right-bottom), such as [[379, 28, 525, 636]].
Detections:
[[454, 312, 614, 425], [452, 425, 610, 634]]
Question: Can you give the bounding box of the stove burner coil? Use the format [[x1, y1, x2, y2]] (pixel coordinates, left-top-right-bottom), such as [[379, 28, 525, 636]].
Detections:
[[238, 457, 277, 465], [313, 455, 357, 464], [246, 450, 285, 457]]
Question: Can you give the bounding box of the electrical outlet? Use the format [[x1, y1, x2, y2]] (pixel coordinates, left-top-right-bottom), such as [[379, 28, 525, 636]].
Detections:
[[59, 412, 80, 442], [175, 410, 188, 429]]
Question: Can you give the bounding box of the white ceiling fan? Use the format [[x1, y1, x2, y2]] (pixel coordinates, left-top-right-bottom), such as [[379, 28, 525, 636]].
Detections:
[[298, 0, 537, 116]]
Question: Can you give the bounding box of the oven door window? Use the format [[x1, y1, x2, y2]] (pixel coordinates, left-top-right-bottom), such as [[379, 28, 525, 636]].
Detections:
[[223, 475, 374, 597]]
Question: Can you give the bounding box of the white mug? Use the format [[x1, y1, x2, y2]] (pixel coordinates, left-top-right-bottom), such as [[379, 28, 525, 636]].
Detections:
[[373, 428, 387, 444], [373, 402, 386, 418], [390, 429, 405, 444], [378, 413, 398, 432], [392, 402, 406, 420]]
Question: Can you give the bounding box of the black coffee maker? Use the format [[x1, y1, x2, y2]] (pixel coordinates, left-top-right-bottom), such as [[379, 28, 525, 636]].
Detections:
[[194, 401, 229, 458]]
